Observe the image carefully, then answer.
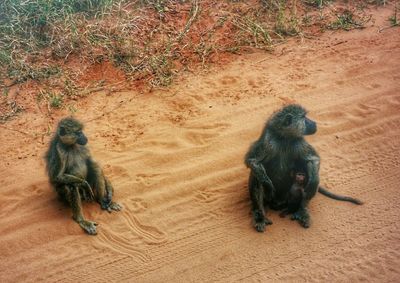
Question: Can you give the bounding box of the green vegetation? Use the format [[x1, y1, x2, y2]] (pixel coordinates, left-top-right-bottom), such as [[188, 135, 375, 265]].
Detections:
[[303, 0, 331, 8], [0, 0, 112, 85], [274, 3, 300, 36], [389, 3, 399, 26], [328, 9, 370, 31], [37, 89, 64, 108]]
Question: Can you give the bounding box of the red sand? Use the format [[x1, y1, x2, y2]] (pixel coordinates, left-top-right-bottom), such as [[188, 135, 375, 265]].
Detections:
[[1, 5, 399, 282]]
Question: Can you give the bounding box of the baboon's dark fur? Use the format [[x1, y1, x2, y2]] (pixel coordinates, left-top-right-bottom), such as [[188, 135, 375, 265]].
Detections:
[[46, 117, 121, 235], [245, 104, 362, 232]]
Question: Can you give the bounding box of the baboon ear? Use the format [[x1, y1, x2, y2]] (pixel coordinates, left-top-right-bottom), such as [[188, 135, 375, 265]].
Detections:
[[59, 126, 66, 136], [284, 114, 293, 126]]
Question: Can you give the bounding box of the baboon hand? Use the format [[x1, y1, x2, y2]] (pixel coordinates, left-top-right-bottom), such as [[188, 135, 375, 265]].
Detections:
[[78, 220, 98, 235]]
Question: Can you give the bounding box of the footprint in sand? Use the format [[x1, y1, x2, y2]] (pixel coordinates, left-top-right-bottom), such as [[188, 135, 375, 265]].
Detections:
[[126, 197, 149, 213], [103, 164, 130, 179], [219, 75, 238, 86], [135, 173, 164, 186], [183, 122, 230, 146]]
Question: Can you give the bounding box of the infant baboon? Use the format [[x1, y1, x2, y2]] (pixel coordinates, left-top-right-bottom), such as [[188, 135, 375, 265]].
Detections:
[[46, 117, 121, 235], [245, 104, 362, 232], [280, 171, 306, 218]]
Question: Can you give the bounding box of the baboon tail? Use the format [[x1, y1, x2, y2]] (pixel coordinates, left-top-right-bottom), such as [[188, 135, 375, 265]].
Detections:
[[318, 186, 363, 205]]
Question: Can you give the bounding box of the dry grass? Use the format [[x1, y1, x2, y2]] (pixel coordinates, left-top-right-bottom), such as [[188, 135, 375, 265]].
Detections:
[[0, 0, 305, 89], [0, 0, 393, 121]]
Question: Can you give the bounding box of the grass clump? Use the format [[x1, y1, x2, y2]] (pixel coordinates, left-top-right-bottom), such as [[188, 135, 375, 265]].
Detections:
[[274, 2, 300, 36], [328, 9, 369, 31], [37, 89, 64, 108], [303, 0, 330, 8], [0, 0, 113, 82], [389, 3, 399, 26]]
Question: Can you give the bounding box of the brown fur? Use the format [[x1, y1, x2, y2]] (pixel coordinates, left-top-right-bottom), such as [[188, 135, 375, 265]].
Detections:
[[45, 117, 121, 235]]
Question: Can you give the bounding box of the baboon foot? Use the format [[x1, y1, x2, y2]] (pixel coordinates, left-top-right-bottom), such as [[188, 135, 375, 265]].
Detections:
[[102, 201, 122, 213], [78, 220, 98, 235], [291, 209, 310, 228], [254, 218, 273, 232], [252, 210, 272, 232]]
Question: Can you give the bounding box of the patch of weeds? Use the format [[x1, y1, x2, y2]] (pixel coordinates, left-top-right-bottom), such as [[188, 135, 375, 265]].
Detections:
[[49, 93, 63, 108], [0, 100, 23, 122], [195, 42, 215, 67], [141, 0, 169, 14], [275, 4, 300, 36], [2, 88, 9, 97], [367, 0, 387, 5], [389, 4, 399, 26], [303, 0, 330, 8], [224, 46, 241, 54], [260, 0, 282, 11], [232, 16, 273, 49], [328, 9, 367, 31], [0, 0, 114, 84], [7, 64, 61, 85], [302, 12, 313, 26], [0, 50, 12, 65], [38, 89, 64, 109], [148, 53, 174, 87], [63, 78, 79, 97], [67, 105, 78, 114]]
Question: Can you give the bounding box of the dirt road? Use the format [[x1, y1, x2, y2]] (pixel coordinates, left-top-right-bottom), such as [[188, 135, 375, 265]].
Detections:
[[1, 5, 399, 282]]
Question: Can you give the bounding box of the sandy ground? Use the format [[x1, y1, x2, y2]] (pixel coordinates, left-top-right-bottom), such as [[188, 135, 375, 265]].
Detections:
[[1, 5, 400, 283]]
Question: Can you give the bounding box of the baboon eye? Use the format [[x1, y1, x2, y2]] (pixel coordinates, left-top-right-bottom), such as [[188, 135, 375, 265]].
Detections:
[[59, 127, 66, 136], [284, 114, 293, 126]]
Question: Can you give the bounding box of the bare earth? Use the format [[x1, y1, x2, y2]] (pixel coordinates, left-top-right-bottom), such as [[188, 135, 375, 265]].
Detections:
[[1, 5, 399, 283]]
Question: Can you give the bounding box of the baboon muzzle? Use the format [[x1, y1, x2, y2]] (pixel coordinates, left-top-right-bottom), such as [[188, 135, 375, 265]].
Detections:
[[77, 134, 88, 145], [305, 118, 317, 135]]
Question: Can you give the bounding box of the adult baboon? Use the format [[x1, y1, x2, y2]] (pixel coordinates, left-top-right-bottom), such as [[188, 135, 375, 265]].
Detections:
[[245, 104, 362, 232], [279, 171, 306, 218], [46, 117, 122, 235]]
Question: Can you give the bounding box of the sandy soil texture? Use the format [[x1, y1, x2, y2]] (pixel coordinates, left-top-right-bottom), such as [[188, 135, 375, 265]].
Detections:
[[1, 5, 399, 283]]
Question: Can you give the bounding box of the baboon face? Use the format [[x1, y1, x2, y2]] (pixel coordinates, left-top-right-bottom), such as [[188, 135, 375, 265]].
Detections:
[[58, 118, 88, 146], [295, 173, 306, 185], [271, 104, 317, 138]]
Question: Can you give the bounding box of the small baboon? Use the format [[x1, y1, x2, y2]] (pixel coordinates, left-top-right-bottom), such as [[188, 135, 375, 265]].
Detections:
[[245, 104, 362, 232], [46, 117, 122, 235], [279, 171, 306, 218]]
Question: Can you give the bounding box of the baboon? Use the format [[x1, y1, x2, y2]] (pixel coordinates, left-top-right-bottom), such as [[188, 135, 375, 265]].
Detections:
[[46, 117, 122, 235], [245, 104, 362, 232], [279, 171, 306, 218]]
